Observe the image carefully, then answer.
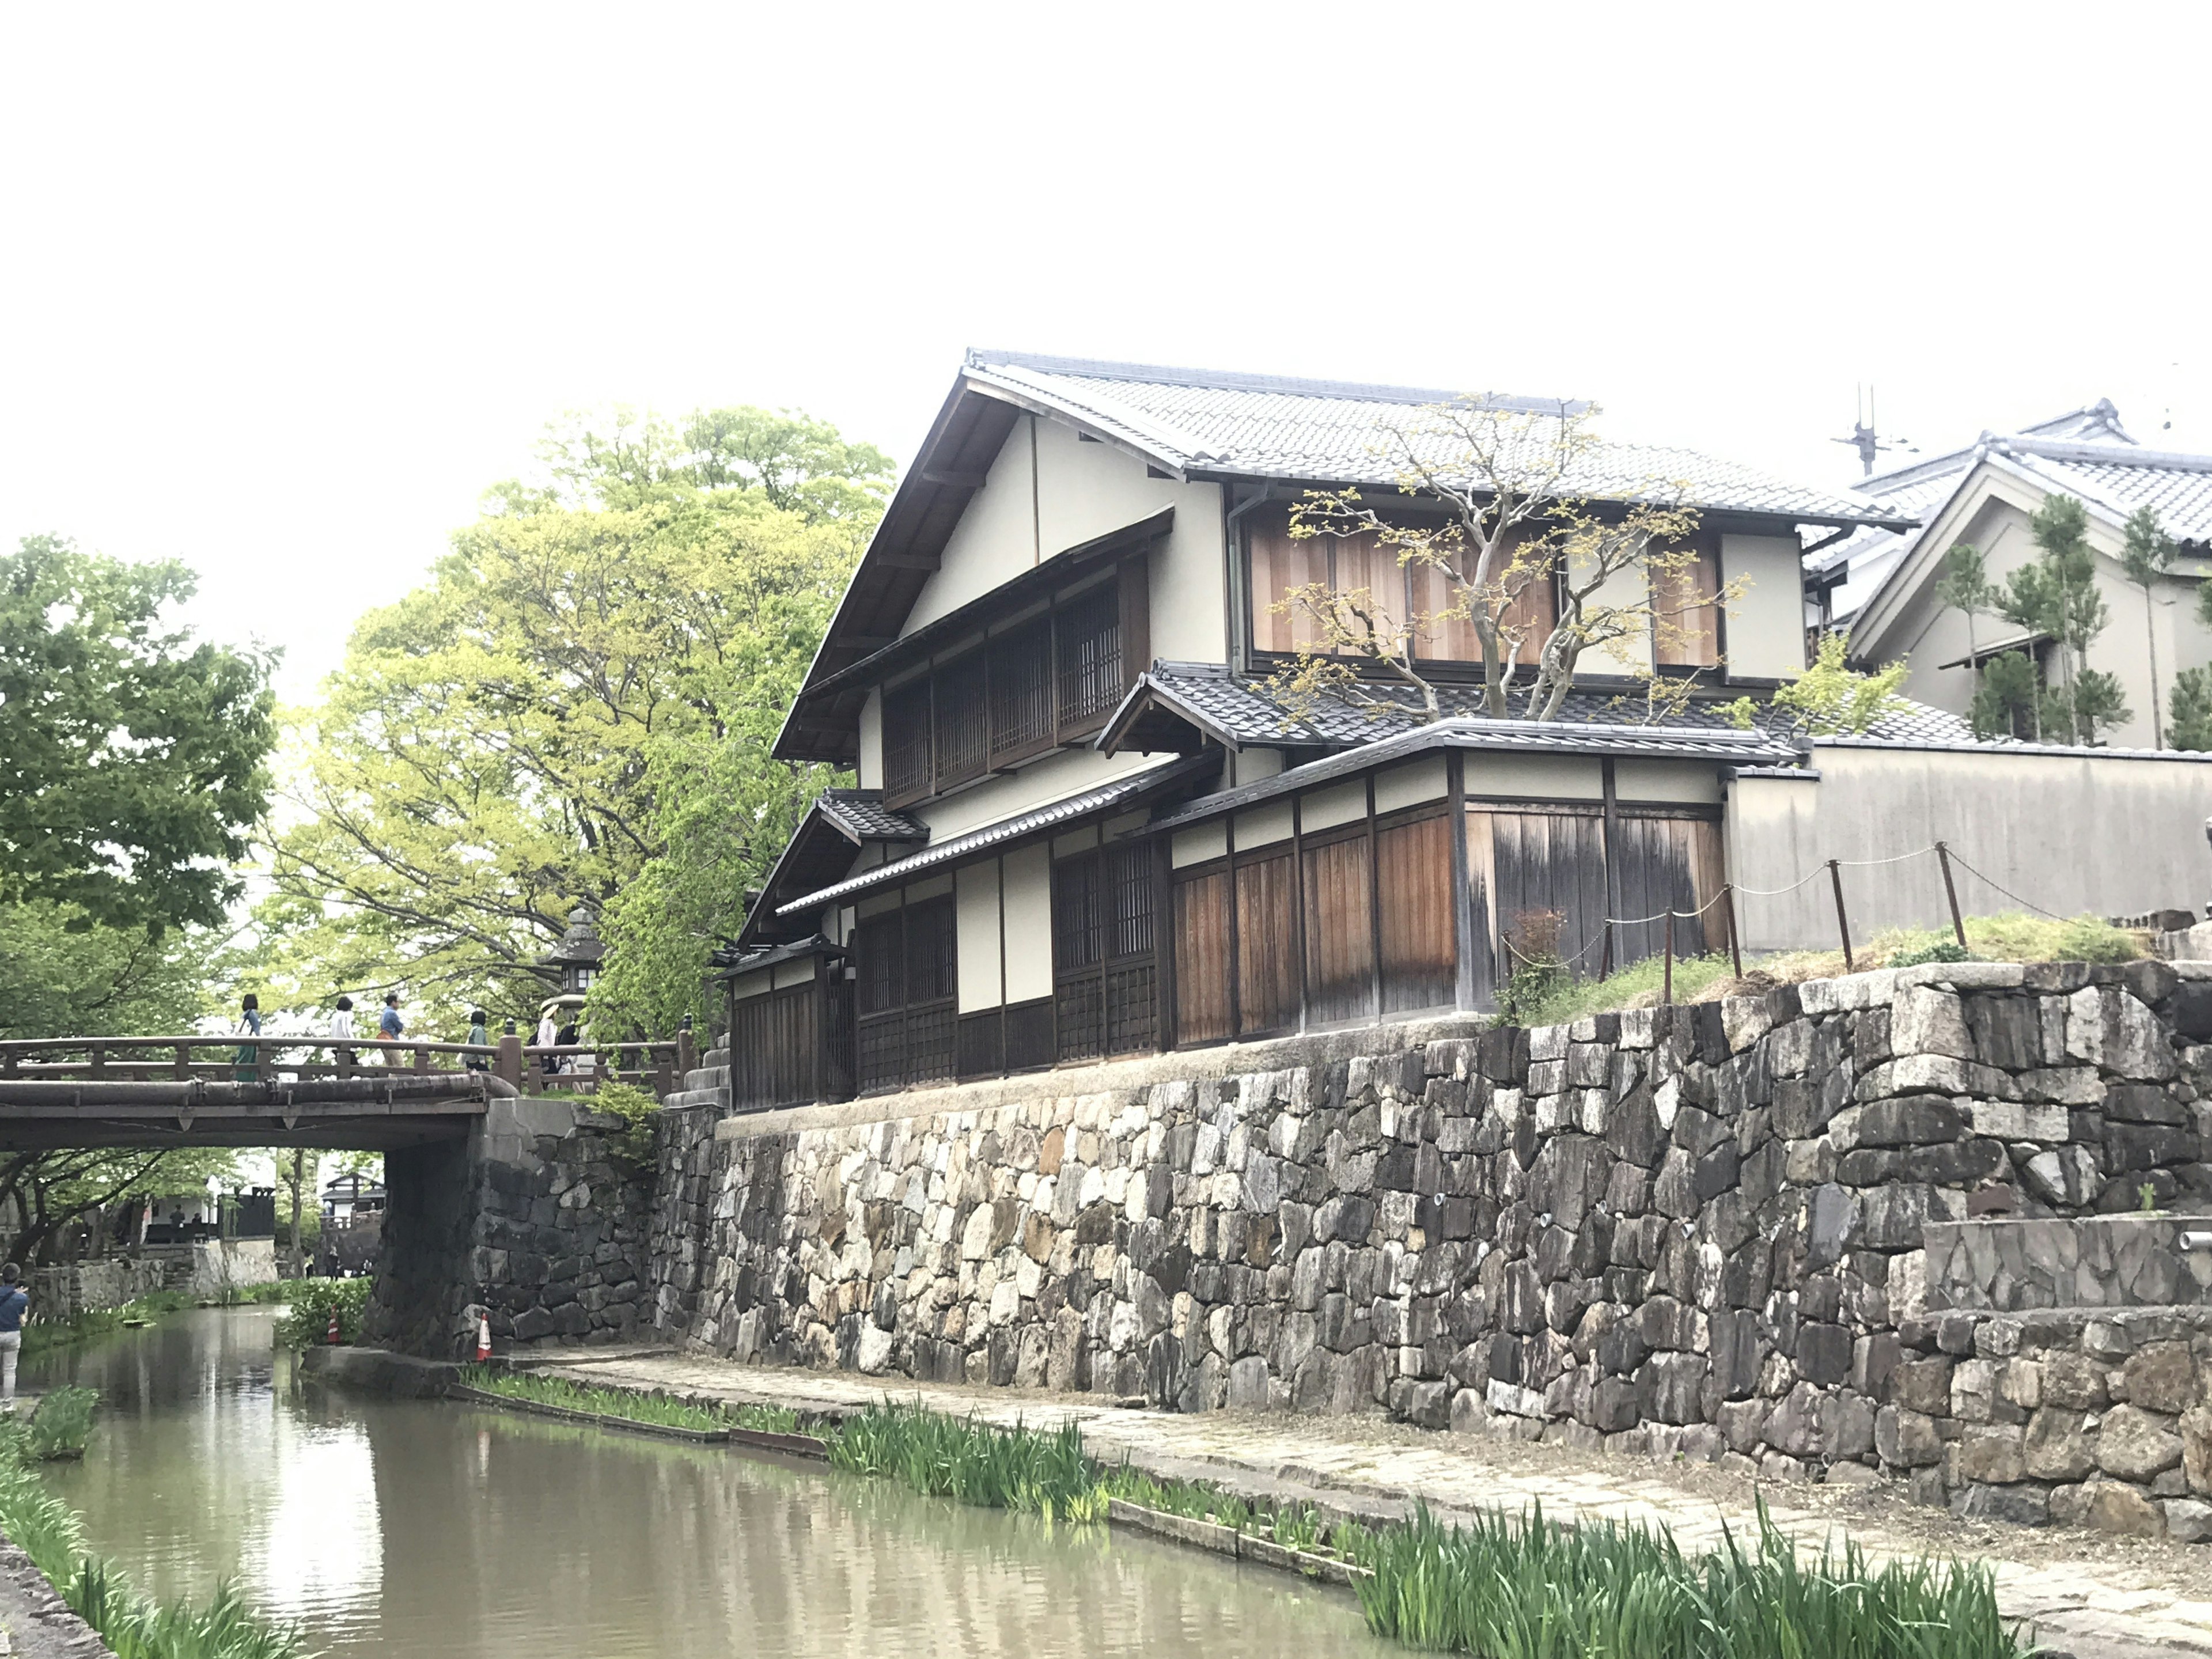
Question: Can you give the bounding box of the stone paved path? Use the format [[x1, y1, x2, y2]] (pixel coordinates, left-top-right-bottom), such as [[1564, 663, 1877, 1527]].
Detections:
[[531, 1348, 2212, 1657]]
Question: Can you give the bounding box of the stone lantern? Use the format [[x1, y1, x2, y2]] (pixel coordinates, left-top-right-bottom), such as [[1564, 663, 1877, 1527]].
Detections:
[[542, 904, 605, 997]]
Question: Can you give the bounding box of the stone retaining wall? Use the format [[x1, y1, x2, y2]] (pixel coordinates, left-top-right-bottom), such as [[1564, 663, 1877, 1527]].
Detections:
[[645, 961, 2212, 1537], [366, 1097, 653, 1358]]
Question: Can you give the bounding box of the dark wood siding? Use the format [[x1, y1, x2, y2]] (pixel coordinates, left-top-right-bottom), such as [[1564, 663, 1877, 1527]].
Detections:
[[934, 649, 989, 789], [1300, 830, 1376, 1025], [1485, 808, 1610, 979], [882, 680, 930, 802], [729, 979, 819, 1109], [1377, 808, 1456, 1013], [1234, 850, 1298, 1035], [1172, 868, 1233, 1044]]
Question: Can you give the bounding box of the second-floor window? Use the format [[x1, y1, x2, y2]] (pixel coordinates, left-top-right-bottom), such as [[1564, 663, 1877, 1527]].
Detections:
[[882, 576, 1125, 808]]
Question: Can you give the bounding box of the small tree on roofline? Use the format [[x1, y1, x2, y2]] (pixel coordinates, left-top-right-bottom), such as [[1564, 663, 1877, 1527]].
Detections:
[[1265, 399, 1740, 725]]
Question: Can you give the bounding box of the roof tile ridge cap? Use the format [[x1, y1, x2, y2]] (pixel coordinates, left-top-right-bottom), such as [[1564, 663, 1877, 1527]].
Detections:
[[1998, 433, 2212, 472], [966, 361, 1218, 467], [1431, 711, 1785, 743]]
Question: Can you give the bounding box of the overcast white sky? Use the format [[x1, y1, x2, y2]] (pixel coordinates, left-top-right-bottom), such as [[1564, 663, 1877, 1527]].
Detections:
[[4, 3, 2209, 703]]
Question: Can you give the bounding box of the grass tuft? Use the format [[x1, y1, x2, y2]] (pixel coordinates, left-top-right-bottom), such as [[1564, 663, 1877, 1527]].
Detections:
[[457, 1365, 817, 1439]]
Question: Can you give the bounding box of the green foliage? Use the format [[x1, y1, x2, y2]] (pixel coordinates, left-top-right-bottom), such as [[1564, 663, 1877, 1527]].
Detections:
[[1770, 632, 1907, 735], [1721, 695, 1758, 731], [0, 1414, 301, 1658], [214, 1281, 294, 1307], [1969, 649, 2042, 741], [274, 1277, 370, 1348], [2141, 1181, 2161, 1215], [0, 537, 276, 935], [456, 1365, 775, 1434], [590, 1080, 660, 1166], [2174, 666, 2212, 752], [1935, 541, 1996, 615], [1885, 940, 1976, 969], [25, 1385, 98, 1460], [831, 1402, 1092, 1518], [260, 404, 881, 1033], [1353, 1501, 2030, 1658], [2120, 505, 2177, 591], [1503, 953, 1740, 1029], [1998, 494, 2128, 745]]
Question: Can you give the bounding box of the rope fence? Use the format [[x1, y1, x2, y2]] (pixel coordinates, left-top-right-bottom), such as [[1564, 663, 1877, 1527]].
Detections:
[[1501, 839, 2107, 1007]]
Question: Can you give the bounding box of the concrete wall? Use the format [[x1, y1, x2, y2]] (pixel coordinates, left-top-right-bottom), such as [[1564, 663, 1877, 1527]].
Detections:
[[1726, 743, 2212, 953]]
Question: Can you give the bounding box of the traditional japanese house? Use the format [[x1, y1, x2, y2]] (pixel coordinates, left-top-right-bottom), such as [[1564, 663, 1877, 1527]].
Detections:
[[717, 350, 1948, 1108]]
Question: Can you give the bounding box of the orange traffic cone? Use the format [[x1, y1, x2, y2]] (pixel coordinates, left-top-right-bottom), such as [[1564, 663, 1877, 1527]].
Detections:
[[476, 1315, 492, 1363], [326, 1306, 340, 1346]]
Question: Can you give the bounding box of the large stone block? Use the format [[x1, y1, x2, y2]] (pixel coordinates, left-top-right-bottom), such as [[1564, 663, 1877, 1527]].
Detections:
[[2099, 1404, 2186, 1480]]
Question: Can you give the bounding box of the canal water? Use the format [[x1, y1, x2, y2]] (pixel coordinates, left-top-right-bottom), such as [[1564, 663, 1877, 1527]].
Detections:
[[27, 1308, 1393, 1657]]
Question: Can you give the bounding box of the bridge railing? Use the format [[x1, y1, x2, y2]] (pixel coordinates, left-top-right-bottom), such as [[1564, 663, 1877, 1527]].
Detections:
[[0, 1032, 698, 1103]]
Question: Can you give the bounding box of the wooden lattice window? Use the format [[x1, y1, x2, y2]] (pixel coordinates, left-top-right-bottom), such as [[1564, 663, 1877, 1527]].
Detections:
[[1052, 841, 1157, 1061], [1055, 584, 1122, 730]]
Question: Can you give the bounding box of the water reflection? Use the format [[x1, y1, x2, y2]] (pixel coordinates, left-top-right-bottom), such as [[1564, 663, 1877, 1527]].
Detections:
[[30, 1310, 1391, 1658]]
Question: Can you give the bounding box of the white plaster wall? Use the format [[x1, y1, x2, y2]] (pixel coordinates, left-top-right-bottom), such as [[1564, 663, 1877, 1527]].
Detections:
[[905, 416, 1041, 631], [1725, 745, 2212, 952], [1375, 755, 1449, 813], [1001, 844, 1054, 1002], [916, 747, 1163, 840], [1463, 753, 1604, 801], [955, 862, 1002, 1013], [903, 412, 1228, 665], [858, 690, 882, 790], [1721, 535, 1807, 681], [1612, 758, 1723, 804]]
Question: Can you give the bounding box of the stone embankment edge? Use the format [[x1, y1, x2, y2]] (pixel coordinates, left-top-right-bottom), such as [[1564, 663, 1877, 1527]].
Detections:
[[0, 1535, 117, 1659], [1104, 1499, 1372, 1587]]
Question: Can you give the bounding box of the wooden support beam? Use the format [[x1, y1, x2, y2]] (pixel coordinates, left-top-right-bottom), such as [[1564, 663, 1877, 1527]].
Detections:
[[920, 468, 988, 490], [874, 554, 942, 571]]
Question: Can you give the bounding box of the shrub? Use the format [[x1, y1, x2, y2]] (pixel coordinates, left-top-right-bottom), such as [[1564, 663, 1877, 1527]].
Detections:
[[275, 1278, 370, 1348], [25, 1387, 97, 1461], [1886, 940, 1976, 968]]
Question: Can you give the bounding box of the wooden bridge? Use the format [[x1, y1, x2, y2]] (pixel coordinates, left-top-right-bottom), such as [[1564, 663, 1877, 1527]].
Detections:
[[0, 1031, 694, 1151]]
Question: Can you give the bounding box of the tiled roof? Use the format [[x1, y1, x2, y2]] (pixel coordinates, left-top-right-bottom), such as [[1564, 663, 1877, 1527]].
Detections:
[[1148, 717, 1801, 834], [1988, 440, 2212, 545], [965, 351, 1909, 529], [817, 790, 928, 843], [1113, 664, 1976, 751], [775, 756, 1217, 916], [1820, 401, 2151, 621]]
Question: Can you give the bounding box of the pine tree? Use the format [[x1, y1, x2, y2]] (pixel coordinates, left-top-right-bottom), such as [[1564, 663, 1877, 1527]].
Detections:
[[2119, 506, 2176, 747], [1999, 495, 2128, 744]]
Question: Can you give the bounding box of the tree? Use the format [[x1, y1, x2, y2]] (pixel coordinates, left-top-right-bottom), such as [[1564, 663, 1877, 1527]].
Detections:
[[1274, 400, 1725, 724], [2173, 666, 2212, 752], [1934, 541, 1997, 698], [1767, 632, 1908, 734], [260, 405, 882, 1029], [1998, 495, 2128, 745], [2119, 506, 2177, 747], [0, 537, 276, 934], [1972, 650, 2043, 742]]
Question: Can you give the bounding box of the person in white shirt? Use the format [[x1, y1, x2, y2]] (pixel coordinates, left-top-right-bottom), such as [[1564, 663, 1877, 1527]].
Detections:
[[331, 996, 356, 1071], [536, 1007, 560, 1086]]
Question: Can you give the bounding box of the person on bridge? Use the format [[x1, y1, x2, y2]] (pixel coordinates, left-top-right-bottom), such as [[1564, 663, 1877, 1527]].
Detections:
[[378, 991, 405, 1065], [0, 1266, 28, 1411], [330, 995, 356, 1071], [464, 1010, 490, 1073], [232, 994, 262, 1082]]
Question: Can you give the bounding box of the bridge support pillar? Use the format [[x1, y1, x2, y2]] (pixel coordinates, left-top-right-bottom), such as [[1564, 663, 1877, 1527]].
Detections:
[[362, 1095, 654, 1360]]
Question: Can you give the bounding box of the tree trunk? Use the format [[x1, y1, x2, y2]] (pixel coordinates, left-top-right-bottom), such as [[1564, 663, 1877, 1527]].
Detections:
[[2145, 584, 2164, 748]]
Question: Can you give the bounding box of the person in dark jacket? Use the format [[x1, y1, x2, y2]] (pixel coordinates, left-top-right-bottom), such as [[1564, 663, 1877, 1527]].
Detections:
[[0, 1264, 28, 1412]]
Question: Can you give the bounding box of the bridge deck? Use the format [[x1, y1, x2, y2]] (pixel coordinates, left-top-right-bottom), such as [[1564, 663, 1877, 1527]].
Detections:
[[0, 1075, 502, 1150]]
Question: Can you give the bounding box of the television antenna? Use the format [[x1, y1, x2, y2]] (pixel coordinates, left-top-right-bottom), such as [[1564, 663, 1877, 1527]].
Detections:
[[1832, 385, 1915, 478]]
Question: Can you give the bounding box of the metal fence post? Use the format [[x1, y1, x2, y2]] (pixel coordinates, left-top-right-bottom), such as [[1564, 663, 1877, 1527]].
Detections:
[[1828, 859, 1855, 972], [1936, 841, 1968, 950], [1662, 910, 1675, 1006], [1722, 885, 1744, 982]]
